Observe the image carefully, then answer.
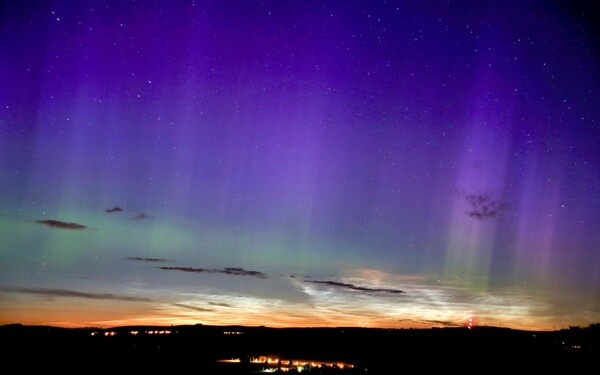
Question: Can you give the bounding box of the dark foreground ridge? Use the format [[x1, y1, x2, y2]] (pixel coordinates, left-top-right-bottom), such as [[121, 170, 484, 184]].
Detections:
[[1, 323, 597, 373]]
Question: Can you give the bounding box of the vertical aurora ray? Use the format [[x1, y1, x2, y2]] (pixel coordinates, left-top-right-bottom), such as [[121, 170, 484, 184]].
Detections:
[[443, 75, 515, 289]]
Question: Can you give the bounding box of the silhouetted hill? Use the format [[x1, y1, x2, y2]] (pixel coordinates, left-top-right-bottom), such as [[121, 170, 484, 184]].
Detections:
[[1, 323, 597, 373]]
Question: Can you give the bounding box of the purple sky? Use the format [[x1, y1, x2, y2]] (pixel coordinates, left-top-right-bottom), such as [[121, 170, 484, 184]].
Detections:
[[0, 1, 598, 329]]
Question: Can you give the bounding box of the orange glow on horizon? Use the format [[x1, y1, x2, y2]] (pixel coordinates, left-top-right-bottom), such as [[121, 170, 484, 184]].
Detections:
[[0, 310, 567, 331]]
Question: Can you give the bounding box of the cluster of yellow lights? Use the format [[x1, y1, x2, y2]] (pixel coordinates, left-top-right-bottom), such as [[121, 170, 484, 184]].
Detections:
[[223, 331, 244, 335], [146, 330, 172, 335], [90, 330, 171, 336], [249, 356, 353, 371]]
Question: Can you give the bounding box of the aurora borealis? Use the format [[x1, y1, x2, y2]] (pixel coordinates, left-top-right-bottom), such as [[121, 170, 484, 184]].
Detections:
[[1, 1, 598, 330]]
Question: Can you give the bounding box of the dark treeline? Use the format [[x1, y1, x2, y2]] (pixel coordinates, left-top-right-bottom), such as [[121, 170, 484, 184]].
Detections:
[[1, 323, 597, 373]]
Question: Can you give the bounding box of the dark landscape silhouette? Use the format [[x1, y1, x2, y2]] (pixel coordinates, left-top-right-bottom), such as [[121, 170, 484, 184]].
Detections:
[[1, 323, 597, 373]]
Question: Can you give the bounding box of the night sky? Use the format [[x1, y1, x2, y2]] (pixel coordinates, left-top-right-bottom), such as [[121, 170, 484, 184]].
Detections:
[[1, 1, 599, 330]]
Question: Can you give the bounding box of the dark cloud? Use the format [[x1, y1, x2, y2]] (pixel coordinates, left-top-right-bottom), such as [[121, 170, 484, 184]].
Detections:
[[208, 301, 232, 308], [159, 266, 208, 273], [289, 273, 310, 279], [423, 319, 462, 327], [173, 303, 213, 312], [106, 206, 124, 213], [126, 256, 167, 263], [305, 280, 405, 295], [222, 267, 267, 279], [465, 193, 507, 220], [2, 287, 150, 302], [398, 318, 461, 327], [133, 212, 153, 220], [159, 266, 267, 279], [35, 219, 88, 230]]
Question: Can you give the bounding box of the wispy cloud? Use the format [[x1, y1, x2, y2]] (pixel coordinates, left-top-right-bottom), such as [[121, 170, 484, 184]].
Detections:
[[159, 266, 268, 279], [159, 266, 208, 273], [397, 318, 462, 327], [106, 206, 124, 213], [209, 301, 233, 308], [173, 303, 213, 312], [133, 212, 153, 220], [305, 280, 405, 294], [126, 256, 167, 263], [2, 287, 150, 302], [222, 267, 267, 278], [464, 193, 507, 220], [35, 219, 88, 230]]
